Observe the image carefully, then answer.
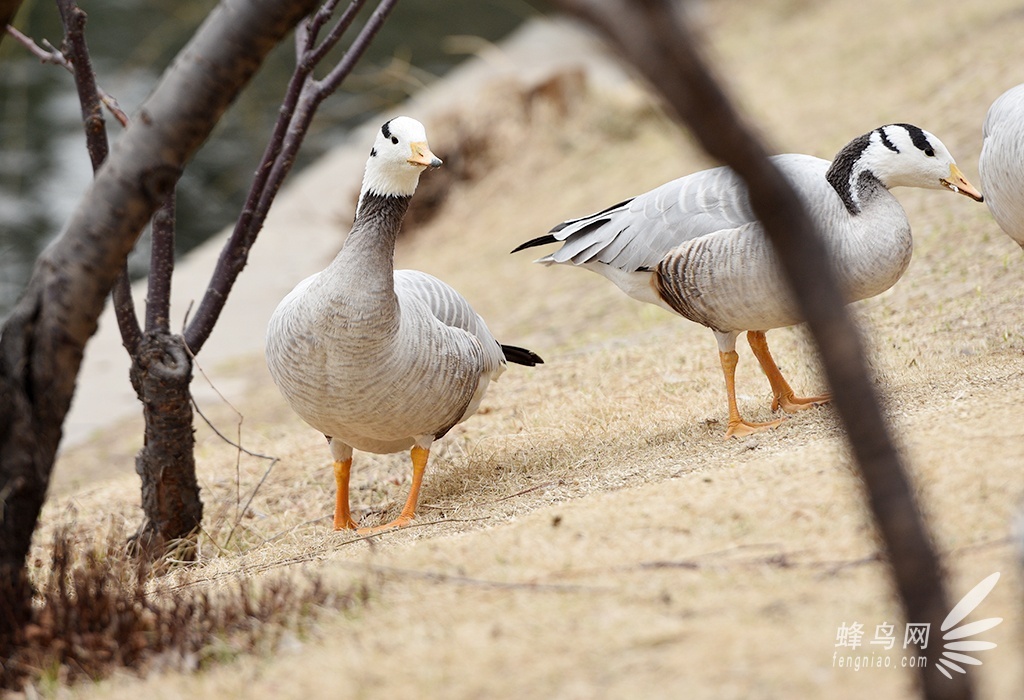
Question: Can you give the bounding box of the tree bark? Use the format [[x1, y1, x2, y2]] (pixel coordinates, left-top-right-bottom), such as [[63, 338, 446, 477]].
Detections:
[[129, 333, 200, 559], [0, 0, 319, 647]]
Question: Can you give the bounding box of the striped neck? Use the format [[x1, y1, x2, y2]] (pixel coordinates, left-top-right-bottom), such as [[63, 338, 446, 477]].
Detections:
[[826, 132, 882, 215]]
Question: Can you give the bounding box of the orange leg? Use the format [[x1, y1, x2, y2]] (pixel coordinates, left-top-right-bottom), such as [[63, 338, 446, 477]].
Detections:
[[720, 350, 785, 439], [746, 331, 831, 413], [333, 458, 359, 530], [357, 445, 429, 535]]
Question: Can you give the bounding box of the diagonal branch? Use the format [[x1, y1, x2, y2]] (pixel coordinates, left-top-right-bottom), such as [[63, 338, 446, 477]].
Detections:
[[303, 0, 366, 66], [553, 2, 969, 699], [184, 0, 400, 353], [51, 0, 143, 353]]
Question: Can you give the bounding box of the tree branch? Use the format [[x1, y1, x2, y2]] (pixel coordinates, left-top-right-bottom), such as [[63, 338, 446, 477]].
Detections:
[[4, 24, 129, 127], [314, 0, 397, 95], [553, 2, 968, 699], [112, 268, 142, 355], [184, 0, 400, 353], [303, 0, 365, 66], [0, 0, 322, 613], [145, 195, 177, 334], [56, 0, 107, 169], [52, 0, 143, 353]]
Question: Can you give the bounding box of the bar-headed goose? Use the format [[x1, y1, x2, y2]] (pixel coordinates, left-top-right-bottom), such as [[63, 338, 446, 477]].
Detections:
[[515, 124, 982, 438], [267, 117, 542, 533], [979, 84, 1024, 247]]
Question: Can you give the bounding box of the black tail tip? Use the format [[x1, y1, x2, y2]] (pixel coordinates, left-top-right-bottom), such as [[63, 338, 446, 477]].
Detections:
[[501, 344, 544, 366], [510, 234, 557, 255]]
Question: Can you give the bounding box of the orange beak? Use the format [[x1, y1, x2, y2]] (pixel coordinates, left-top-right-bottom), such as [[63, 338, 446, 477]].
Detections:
[[942, 164, 984, 202], [408, 141, 442, 168]]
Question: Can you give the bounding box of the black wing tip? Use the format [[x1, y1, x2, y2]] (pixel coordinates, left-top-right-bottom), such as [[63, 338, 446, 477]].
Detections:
[[510, 234, 557, 255], [501, 344, 544, 366]]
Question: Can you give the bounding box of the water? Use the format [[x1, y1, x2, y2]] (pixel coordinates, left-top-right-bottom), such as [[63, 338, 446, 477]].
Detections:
[[0, 0, 543, 320]]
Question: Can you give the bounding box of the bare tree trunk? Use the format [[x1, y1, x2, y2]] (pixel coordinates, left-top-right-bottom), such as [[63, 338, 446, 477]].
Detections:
[[129, 333, 200, 559], [0, 0, 320, 649]]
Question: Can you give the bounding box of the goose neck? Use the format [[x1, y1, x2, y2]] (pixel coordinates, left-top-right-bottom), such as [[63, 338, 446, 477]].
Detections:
[[339, 191, 410, 259]]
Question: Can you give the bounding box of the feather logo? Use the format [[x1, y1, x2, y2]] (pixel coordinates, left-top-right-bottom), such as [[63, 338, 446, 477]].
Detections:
[[937, 572, 1002, 679]]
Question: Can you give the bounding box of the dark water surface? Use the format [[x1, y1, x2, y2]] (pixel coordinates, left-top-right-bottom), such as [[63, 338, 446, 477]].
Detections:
[[0, 0, 543, 320]]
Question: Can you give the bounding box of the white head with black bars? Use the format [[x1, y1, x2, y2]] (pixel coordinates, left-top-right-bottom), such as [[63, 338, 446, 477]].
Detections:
[[360, 116, 442, 202], [828, 123, 983, 213]]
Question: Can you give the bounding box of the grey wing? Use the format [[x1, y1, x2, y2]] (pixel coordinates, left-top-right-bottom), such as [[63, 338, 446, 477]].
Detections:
[[393, 270, 505, 373], [538, 154, 828, 272], [539, 164, 756, 271]]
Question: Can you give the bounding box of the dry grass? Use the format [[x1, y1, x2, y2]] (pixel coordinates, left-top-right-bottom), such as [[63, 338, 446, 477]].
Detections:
[[18, 0, 1024, 697], [2, 523, 363, 693]]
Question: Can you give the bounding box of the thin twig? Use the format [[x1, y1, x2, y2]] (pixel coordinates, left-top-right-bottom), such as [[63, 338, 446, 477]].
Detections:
[[488, 479, 561, 503], [264, 515, 333, 544], [156, 552, 325, 592], [183, 344, 281, 549], [223, 455, 280, 549], [303, 0, 366, 66], [335, 516, 491, 545], [315, 0, 399, 94], [350, 562, 611, 593], [188, 397, 277, 462], [4, 24, 129, 127]]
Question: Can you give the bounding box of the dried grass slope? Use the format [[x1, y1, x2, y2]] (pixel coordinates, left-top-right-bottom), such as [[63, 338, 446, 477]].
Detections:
[[25, 1, 1024, 698]]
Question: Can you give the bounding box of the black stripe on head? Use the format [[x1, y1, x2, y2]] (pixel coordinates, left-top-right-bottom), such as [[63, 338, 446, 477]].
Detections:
[[892, 123, 935, 156], [381, 119, 393, 140], [370, 147, 377, 157], [878, 127, 900, 153]]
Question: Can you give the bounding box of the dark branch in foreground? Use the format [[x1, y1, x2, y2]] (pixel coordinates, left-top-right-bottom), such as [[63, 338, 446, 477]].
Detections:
[[553, 2, 969, 699]]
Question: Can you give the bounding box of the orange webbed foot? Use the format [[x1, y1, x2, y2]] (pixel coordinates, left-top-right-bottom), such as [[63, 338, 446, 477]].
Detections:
[[724, 416, 786, 439], [356, 515, 414, 536], [772, 391, 832, 414]]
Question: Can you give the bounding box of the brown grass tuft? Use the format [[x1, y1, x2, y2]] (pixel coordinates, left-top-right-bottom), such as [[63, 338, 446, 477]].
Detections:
[[1, 523, 366, 693]]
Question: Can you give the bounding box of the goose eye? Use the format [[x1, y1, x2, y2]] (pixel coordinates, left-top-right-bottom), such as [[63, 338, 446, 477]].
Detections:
[[924, 148, 935, 157], [391, 136, 399, 145]]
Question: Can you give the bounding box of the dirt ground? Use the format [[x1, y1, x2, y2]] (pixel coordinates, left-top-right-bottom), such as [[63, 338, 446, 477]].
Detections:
[[27, 1, 1024, 697]]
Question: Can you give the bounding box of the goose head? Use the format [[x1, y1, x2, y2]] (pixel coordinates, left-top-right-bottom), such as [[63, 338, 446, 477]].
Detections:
[[828, 124, 983, 213], [360, 116, 442, 201]]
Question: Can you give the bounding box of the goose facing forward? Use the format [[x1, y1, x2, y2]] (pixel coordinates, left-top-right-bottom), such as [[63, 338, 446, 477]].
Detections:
[[979, 83, 1024, 247], [266, 117, 542, 534], [515, 124, 982, 438]]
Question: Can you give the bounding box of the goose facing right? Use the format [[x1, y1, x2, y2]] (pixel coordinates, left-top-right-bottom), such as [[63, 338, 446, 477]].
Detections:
[[515, 124, 983, 438]]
